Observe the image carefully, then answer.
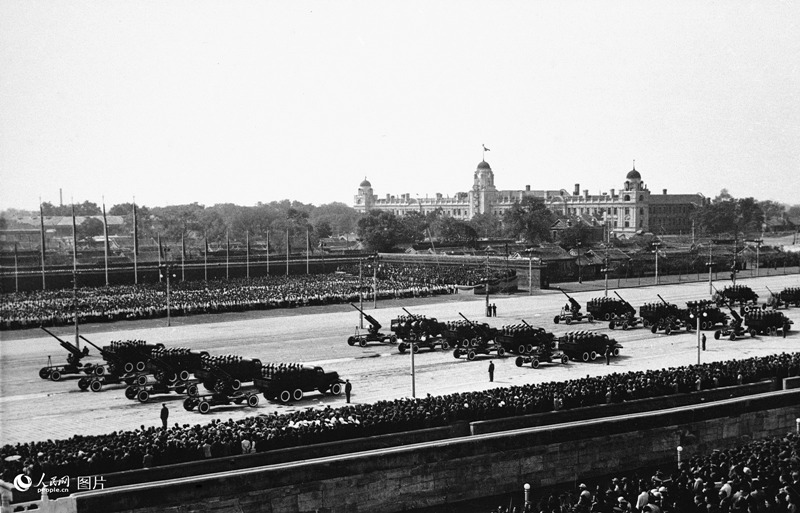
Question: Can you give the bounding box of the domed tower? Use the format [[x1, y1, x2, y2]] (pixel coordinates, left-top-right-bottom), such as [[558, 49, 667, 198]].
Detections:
[[620, 162, 649, 231], [468, 160, 498, 216], [354, 177, 375, 213]]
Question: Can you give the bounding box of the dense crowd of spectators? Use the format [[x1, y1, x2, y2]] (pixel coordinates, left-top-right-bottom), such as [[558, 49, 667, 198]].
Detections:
[[507, 432, 800, 512], [2, 352, 798, 489], [0, 264, 515, 330]]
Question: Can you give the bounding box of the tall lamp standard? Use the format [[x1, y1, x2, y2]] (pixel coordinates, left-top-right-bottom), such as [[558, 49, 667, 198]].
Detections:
[[689, 311, 707, 364], [652, 241, 662, 285]]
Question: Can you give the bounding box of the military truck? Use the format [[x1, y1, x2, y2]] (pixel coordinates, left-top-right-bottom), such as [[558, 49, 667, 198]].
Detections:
[[393, 308, 449, 353], [713, 285, 759, 307], [557, 331, 622, 362], [685, 299, 729, 330], [255, 363, 345, 403], [495, 321, 556, 355], [607, 292, 644, 330], [741, 307, 793, 336], [639, 295, 689, 334]]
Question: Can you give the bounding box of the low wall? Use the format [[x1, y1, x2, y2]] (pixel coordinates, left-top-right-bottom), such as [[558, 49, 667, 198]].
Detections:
[[73, 390, 800, 513]]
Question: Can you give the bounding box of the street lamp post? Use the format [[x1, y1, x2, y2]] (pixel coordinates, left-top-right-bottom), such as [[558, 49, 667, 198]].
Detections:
[[677, 446, 683, 469], [689, 311, 707, 365], [707, 243, 713, 296], [603, 244, 610, 297], [358, 259, 364, 329], [653, 242, 662, 285]]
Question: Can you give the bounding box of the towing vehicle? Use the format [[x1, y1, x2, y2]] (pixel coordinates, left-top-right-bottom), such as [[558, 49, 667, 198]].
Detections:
[[713, 285, 759, 307], [451, 313, 505, 360], [557, 331, 622, 362], [255, 362, 345, 403], [495, 320, 556, 355], [394, 308, 449, 353], [639, 295, 689, 334], [607, 292, 643, 330]]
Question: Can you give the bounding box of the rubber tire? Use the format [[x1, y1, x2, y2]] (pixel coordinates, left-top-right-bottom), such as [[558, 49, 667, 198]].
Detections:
[[347, 336, 356, 346], [293, 389, 304, 401], [90, 379, 102, 392], [247, 394, 259, 407], [518, 345, 526, 354], [137, 390, 150, 403], [198, 401, 211, 414], [554, 316, 560, 324], [359, 338, 367, 347], [604, 313, 611, 321], [412, 344, 419, 354], [453, 349, 461, 358], [136, 361, 146, 372], [714, 331, 721, 340], [331, 383, 343, 395], [515, 357, 524, 367], [390, 335, 397, 343], [183, 398, 195, 411], [651, 325, 658, 334], [137, 375, 148, 386], [125, 386, 137, 400], [124, 362, 134, 373], [730, 333, 736, 341], [279, 390, 291, 403], [665, 326, 671, 335], [590, 351, 597, 361], [187, 384, 199, 397], [398, 343, 407, 354], [179, 370, 190, 381], [441, 340, 450, 350], [561, 355, 569, 364], [565, 318, 572, 325], [531, 359, 540, 369], [613, 348, 620, 357], [467, 350, 476, 361], [231, 380, 241, 391], [78, 378, 90, 391], [582, 352, 590, 362], [39, 367, 51, 379], [622, 322, 629, 330], [497, 347, 505, 357], [50, 370, 62, 381], [609, 321, 615, 330], [750, 329, 757, 338], [94, 366, 105, 376]]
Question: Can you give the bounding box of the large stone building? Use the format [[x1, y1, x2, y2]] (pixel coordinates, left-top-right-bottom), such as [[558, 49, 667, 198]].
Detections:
[[354, 160, 705, 237]]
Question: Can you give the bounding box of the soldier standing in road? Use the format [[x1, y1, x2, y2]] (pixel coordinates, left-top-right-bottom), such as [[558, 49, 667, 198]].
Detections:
[[605, 344, 612, 365], [345, 379, 352, 403], [702, 333, 707, 350], [160, 403, 169, 430], [491, 303, 497, 317], [488, 361, 495, 382]]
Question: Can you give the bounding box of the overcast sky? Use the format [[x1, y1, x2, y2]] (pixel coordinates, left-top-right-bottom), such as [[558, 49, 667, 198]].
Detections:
[[1, 1, 799, 212]]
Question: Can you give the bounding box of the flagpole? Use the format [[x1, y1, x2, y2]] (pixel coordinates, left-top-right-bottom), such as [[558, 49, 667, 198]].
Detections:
[[306, 228, 309, 275], [157, 234, 162, 282], [132, 198, 138, 285], [286, 230, 289, 276], [13, 242, 19, 293], [102, 199, 109, 286], [39, 200, 46, 290], [181, 230, 186, 282], [246, 230, 250, 280], [72, 203, 79, 349], [266, 230, 270, 275], [226, 230, 230, 280], [204, 231, 208, 281]]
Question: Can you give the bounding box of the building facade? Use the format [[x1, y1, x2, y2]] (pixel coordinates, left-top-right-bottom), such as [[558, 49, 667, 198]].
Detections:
[[354, 160, 705, 236]]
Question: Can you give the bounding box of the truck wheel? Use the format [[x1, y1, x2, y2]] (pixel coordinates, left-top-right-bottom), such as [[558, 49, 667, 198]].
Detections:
[[90, 379, 102, 392], [515, 357, 524, 367], [553, 316, 560, 324], [331, 383, 343, 395], [643, 319, 650, 328], [565, 318, 572, 325], [279, 390, 292, 403], [590, 351, 597, 361], [198, 401, 211, 414], [359, 338, 367, 347], [78, 377, 90, 391], [714, 331, 721, 340], [441, 340, 450, 350], [453, 349, 461, 359], [187, 384, 199, 397], [247, 394, 259, 407], [179, 370, 190, 381], [347, 336, 356, 346], [412, 344, 420, 354], [581, 352, 590, 362], [518, 345, 526, 354], [561, 355, 569, 364], [613, 348, 620, 357], [124, 362, 134, 373], [622, 322, 629, 330], [50, 370, 62, 382], [527, 344, 535, 354], [398, 343, 407, 354], [664, 326, 671, 335], [390, 335, 397, 343], [609, 321, 615, 330], [94, 365, 105, 376], [588, 315, 594, 323], [497, 347, 505, 357], [531, 359, 540, 369], [175, 385, 186, 394], [137, 390, 150, 403], [467, 350, 476, 361], [750, 329, 757, 338], [125, 386, 137, 400], [293, 389, 304, 401], [651, 325, 658, 334], [604, 313, 611, 321], [136, 361, 146, 372], [729, 333, 736, 341], [183, 398, 195, 411], [39, 367, 51, 379], [137, 375, 148, 386], [231, 379, 241, 391]]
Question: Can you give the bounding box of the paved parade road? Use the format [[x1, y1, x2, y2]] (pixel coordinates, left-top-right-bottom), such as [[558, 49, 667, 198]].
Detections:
[[2, 275, 799, 446]]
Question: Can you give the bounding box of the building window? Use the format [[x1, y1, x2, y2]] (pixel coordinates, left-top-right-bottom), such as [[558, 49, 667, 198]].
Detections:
[[624, 221, 630, 228], [624, 195, 630, 201], [639, 195, 643, 202], [625, 208, 630, 215], [639, 207, 644, 215]]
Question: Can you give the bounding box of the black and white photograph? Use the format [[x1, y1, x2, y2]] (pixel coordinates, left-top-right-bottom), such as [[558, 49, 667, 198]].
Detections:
[[1, 1, 800, 512]]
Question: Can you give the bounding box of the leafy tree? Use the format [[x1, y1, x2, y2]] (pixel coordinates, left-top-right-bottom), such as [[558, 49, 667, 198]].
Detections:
[[309, 202, 359, 236], [430, 216, 477, 245], [694, 196, 764, 237], [42, 200, 101, 216], [758, 200, 785, 223], [501, 197, 555, 243], [468, 212, 502, 239], [557, 223, 596, 249], [314, 220, 333, 239], [398, 211, 431, 242], [77, 217, 105, 240], [356, 210, 405, 252]]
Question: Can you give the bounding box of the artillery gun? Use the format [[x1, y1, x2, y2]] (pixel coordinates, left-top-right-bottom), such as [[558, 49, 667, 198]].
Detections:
[[451, 313, 504, 361], [254, 362, 346, 403], [740, 306, 793, 337], [713, 285, 759, 307], [123, 347, 208, 403], [712, 301, 750, 341], [76, 337, 164, 392], [557, 330, 622, 362], [393, 308, 449, 353], [639, 295, 689, 334], [607, 292, 643, 330], [685, 299, 729, 330], [38, 327, 102, 381], [347, 304, 396, 347], [553, 288, 593, 325], [513, 320, 568, 368], [182, 387, 261, 414], [763, 286, 787, 309], [496, 320, 557, 354]]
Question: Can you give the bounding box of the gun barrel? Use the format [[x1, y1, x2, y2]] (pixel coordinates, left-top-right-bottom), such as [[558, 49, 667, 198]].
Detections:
[[41, 327, 83, 356], [657, 294, 668, 305], [558, 288, 571, 299], [78, 335, 105, 354], [458, 312, 474, 324], [402, 307, 418, 319], [521, 319, 532, 328], [350, 303, 366, 315]]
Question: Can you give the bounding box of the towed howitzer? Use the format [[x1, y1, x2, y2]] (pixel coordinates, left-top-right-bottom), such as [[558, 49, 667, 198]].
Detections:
[[347, 303, 395, 347], [38, 327, 99, 381], [764, 286, 783, 309], [554, 289, 592, 324], [712, 299, 749, 341], [607, 292, 642, 330]]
